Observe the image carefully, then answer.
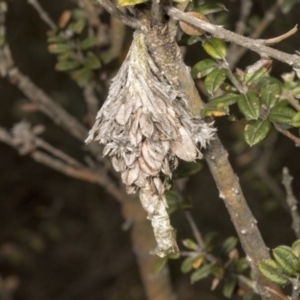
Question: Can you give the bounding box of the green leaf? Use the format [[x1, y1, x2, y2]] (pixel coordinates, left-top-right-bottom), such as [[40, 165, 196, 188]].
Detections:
[[268, 106, 296, 124], [182, 239, 198, 250], [80, 36, 98, 50], [273, 246, 300, 276], [244, 119, 271, 146], [118, 0, 147, 6], [178, 35, 200, 47], [68, 19, 86, 34], [292, 112, 300, 127], [191, 59, 217, 79], [0, 35, 5, 47], [202, 106, 229, 117], [204, 68, 227, 95], [260, 82, 282, 109], [47, 35, 66, 44], [190, 264, 212, 283], [209, 93, 239, 106], [258, 259, 290, 286], [179, 196, 192, 210], [165, 190, 180, 214], [195, 2, 227, 15], [71, 68, 94, 86], [154, 257, 168, 274], [72, 9, 87, 20], [55, 59, 81, 71], [220, 237, 238, 256], [203, 38, 227, 60], [223, 277, 237, 298], [242, 291, 254, 300], [84, 52, 101, 70], [292, 82, 300, 98], [176, 161, 202, 178], [172, 0, 188, 3], [181, 256, 197, 274], [237, 92, 260, 120], [243, 60, 272, 86], [211, 265, 224, 278], [292, 239, 300, 257], [233, 258, 249, 273], [48, 43, 72, 54]]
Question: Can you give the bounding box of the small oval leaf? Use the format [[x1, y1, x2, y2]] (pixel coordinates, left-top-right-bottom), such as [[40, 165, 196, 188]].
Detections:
[[244, 119, 271, 146], [154, 257, 168, 274], [208, 93, 239, 106], [292, 112, 300, 127], [203, 37, 227, 60], [190, 264, 212, 283], [258, 259, 290, 286], [268, 106, 296, 124], [182, 239, 198, 250], [273, 246, 300, 275], [118, 0, 147, 6], [260, 82, 282, 109], [195, 2, 227, 15], [237, 92, 260, 120], [204, 68, 227, 94], [223, 277, 237, 298], [191, 59, 217, 79], [221, 237, 238, 256]]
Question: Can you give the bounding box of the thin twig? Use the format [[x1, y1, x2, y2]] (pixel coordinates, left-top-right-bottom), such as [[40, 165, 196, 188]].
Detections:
[[230, 1, 280, 68], [273, 123, 300, 147], [282, 167, 300, 238], [0, 125, 125, 203], [27, 0, 56, 29], [184, 211, 205, 249], [264, 25, 298, 45], [227, 0, 253, 65], [265, 287, 289, 300], [97, 0, 140, 29], [166, 7, 300, 68]]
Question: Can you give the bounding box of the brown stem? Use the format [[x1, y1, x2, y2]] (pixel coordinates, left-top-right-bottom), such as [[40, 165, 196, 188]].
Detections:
[[282, 167, 300, 238], [204, 138, 281, 299], [166, 7, 300, 68]]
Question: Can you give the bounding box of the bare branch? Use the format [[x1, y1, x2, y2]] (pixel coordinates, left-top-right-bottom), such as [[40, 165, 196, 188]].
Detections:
[[273, 123, 300, 147], [27, 0, 56, 29], [264, 25, 298, 45], [282, 167, 300, 238], [0, 125, 125, 203], [97, 0, 140, 29], [227, 0, 252, 64], [166, 7, 300, 68], [184, 211, 205, 250]]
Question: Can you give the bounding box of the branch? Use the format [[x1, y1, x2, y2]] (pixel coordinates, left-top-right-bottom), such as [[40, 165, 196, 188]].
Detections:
[[282, 167, 300, 238], [273, 123, 300, 147], [0, 124, 125, 203], [166, 7, 300, 68], [97, 0, 140, 29], [27, 0, 56, 29], [228, 1, 280, 67]]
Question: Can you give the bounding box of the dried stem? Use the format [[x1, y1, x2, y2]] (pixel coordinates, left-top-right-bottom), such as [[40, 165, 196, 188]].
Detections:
[[97, 0, 140, 29], [229, 1, 280, 68], [227, 0, 252, 65], [204, 138, 281, 299], [166, 7, 300, 68], [27, 0, 56, 29], [0, 125, 125, 202], [264, 25, 298, 45], [184, 211, 205, 250], [282, 167, 300, 238], [273, 123, 300, 147]]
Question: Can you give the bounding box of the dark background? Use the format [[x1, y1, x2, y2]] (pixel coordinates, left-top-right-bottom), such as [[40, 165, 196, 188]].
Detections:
[[1, 0, 300, 299]]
